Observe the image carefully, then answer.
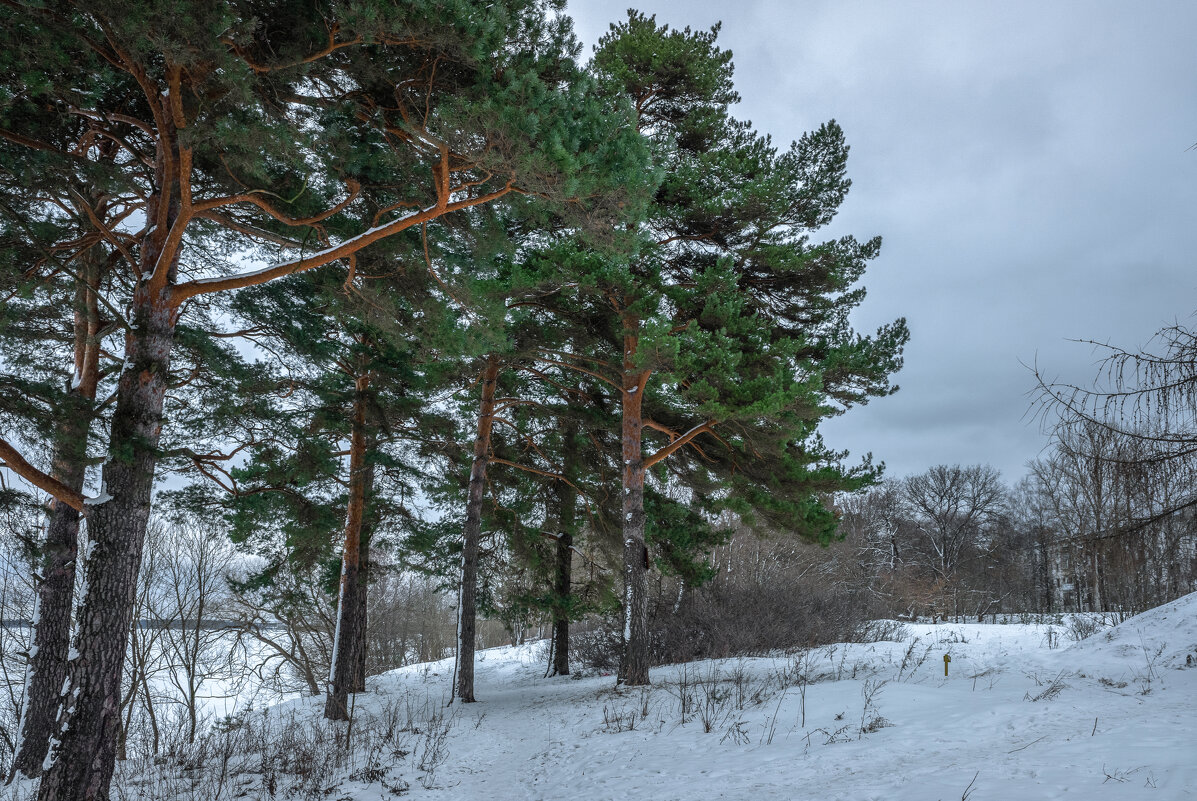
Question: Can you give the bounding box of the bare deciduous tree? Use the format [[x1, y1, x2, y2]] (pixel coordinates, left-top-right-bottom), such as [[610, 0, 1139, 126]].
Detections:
[[903, 464, 1006, 584], [1035, 318, 1197, 528], [149, 519, 241, 745]]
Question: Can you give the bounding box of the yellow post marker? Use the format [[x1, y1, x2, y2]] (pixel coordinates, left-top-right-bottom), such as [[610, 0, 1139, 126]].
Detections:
[[944, 654, 951, 676]]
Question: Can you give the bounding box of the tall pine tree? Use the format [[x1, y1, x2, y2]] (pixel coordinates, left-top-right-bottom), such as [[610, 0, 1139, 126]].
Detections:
[[542, 13, 911, 685]]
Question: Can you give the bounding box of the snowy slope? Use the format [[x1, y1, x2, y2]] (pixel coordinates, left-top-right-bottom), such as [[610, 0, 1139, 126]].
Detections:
[[378, 616, 1196, 800], [39, 595, 1197, 801], [1067, 592, 1197, 671]]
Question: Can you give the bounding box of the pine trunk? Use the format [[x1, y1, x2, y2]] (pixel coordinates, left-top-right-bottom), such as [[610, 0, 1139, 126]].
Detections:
[[325, 371, 371, 720], [619, 327, 650, 687], [550, 422, 578, 677], [12, 441, 85, 779], [12, 255, 102, 779], [39, 130, 183, 796], [352, 520, 370, 693], [351, 428, 377, 694], [550, 535, 574, 677], [38, 286, 177, 801], [457, 355, 500, 703]]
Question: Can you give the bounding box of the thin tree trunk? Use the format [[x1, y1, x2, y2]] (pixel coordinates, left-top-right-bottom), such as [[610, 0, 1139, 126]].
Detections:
[[457, 355, 500, 703], [550, 530, 573, 677], [619, 325, 650, 687], [351, 532, 370, 694], [117, 630, 138, 763], [1039, 537, 1053, 614], [550, 422, 578, 677], [325, 370, 371, 720], [11, 252, 102, 779], [290, 617, 322, 697], [351, 450, 377, 694], [140, 653, 159, 757]]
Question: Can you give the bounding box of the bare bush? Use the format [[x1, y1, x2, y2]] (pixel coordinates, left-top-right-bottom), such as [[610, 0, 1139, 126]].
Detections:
[[575, 528, 888, 670], [365, 570, 456, 674], [101, 690, 452, 801], [1065, 615, 1104, 642]]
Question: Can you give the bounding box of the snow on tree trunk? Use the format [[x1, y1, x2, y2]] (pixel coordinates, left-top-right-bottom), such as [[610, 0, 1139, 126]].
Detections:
[[38, 285, 176, 801], [457, 355, 500, 704], [13, 250, 102, 779]]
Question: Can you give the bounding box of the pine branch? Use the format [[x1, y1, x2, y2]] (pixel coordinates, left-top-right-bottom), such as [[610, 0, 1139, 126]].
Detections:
[[172, 182, 514, 304], [0, 439, 86, 512], [644, 420, 719, 468]]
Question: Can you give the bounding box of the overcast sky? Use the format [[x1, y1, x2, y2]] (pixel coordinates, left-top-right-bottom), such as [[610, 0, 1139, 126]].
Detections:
[[569, 0, 1197, 482]]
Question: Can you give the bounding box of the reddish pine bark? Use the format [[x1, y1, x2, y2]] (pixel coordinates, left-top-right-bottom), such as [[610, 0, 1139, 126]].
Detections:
[[457, 355, 501, 703], [325, 371, 371, 720]]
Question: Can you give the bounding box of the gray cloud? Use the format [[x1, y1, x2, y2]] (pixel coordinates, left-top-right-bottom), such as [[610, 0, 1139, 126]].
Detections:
[[569, 0, 1197, 479]]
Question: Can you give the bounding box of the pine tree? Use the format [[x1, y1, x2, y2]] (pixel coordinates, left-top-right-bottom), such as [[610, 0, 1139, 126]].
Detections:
[[0, 114, 125, 774], [408, 121, 649, 701], [0, 3, 649, 797], [557, 13, 910, 685], [171, 251, 470, 720]]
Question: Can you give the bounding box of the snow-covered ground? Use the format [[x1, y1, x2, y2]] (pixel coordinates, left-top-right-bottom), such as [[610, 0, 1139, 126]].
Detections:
[[17, 596, 1197, 800]]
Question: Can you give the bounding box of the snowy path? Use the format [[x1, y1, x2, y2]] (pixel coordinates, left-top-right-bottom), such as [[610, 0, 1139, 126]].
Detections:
[[90, 595, 1197, 801]]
